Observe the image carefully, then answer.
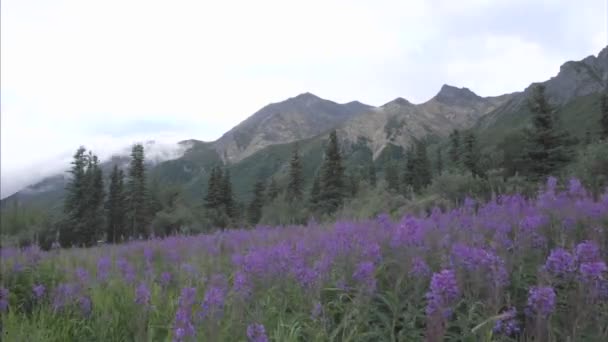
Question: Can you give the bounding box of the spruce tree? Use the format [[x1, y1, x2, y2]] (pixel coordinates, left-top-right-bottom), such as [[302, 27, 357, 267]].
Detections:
[[413, 141, 431, 191], [127, 143, 148, 239], [436, 147, 443, 175], [308, 175, 322, 212], [266, 178, 280, 201], [524, 84, 573, 180], [463, 132, 480, 177], [319, 131, 345, 214], [385, 162, 400, 192], [106, 165, 126, 243], [368, 164, 377, 187], [401, 147, 416, 192], [204, 166, 223, 210], [601, 92, 608, 140], [286, 143, 303, 202], [449, 129, 461, 165], [221, 168, 235, 220], [247, 179, 266, 225], [83, 153, 105, 246], [61, 146, 88, 247]]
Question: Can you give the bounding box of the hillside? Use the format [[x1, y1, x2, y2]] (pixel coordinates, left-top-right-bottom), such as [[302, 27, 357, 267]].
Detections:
[[2, 46, 607, 214]]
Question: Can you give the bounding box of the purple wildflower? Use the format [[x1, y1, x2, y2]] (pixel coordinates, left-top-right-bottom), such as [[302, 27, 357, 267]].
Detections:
[[200, 285, 226, 319], [0, 287, 9, 312], [33, 284, 46, 299], [410, 257, 431, 278], [160, 272, 172, 287], [247, 323, 268, 342], [135, 282, 151, 307], [173, 287, 197, 341], [117, 258, 136, 284], [575, 241, 600, 263], [78, 295, 92, 316], [311, 301, 323, 320], [353, 261, 376, 293], [493, 307, 520, 336], [233, 270, 251, 298], [75, 267, 90, 284], [53, 283, 77, 312], [579, 261, 607, 284], [97, 256, 111, 283], [526, 286, 556, 317], [426, 270, 459, 318], [544, 248, 576, 277]]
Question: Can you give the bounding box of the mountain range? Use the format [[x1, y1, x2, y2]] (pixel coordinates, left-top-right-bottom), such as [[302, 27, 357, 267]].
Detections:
[[3, 46, 607, 211]]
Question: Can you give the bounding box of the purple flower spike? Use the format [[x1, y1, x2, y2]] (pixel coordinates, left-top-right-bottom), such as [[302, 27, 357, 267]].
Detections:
[[0, 287, 9, 312], [544, 248, 575, 277], [135, 282, 151, 307], [526, 286, 556, 317], [493, 307, 520, 336], [426, 270, 459, 318], [247, 323, 268, 342], [33, 284, 46, 299]]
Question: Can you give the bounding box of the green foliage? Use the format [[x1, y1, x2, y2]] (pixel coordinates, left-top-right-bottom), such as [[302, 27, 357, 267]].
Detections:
[[266, 178, 280, 202], [449, 129, 461, 165], [260, 194, 309, 225], [569, 141, 608, 197], [247, 179, 266, 225], [524, 85, 574, 180], [127, 143, 149, 238], [384, 161, 400, 193], [105, 165, 127, 243], [319, 131, 346, 214], [286, 143, 304, 202]]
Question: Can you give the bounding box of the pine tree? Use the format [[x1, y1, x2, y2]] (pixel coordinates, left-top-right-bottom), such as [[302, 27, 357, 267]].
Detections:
[[524, 84, 573, 180], [266, 178, 280, 201], [385, 162, 400, 192], [286, 143, 303, 202], [601, 92, 608, 140], [463, 132, 480, 177], [61, 146, 88, 247], [436, 147, 443, 175], [106, 165, 126, 243], [319, 131, 345, 214], [308, 175, 322, 212], [221, 168, 235, 220], [449, 129, 461, 165], [204, 166, 223, 210], [247, 179, 266, 225], [368, 164, 377, 187], [127, 143, 148, 239], [401, 147, 416, 191], [413, 141, 431, 191], [83, 153, 105, 246]]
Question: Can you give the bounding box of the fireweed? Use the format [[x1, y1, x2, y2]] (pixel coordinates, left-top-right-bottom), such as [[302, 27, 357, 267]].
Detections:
[[1, 178, 607, 341]]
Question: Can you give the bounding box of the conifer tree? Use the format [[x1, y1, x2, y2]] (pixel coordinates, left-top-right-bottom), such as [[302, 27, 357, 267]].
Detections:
[[449, 129, 461, 165], [61, 146, 88, 247], [221, 168, 235, 219], [463, 132, 480, 177], [401, 147, 416, 191], [601, 92, 608, 140], [368, 164, 377, 187], [385, 161, 400, 192], [436, 147, 443, 175], [266, 178, 280, 201], [286, 143, 303, 202], [83, 153, 105, 246], [204, 166, 223, 210], [106, 165, 126, 243], [247, 179, 266, 225], [524, 84, 573, 180], [127, 143, 148, 239], [413, 141, 431, 191], [319, 131, 345, 214], [308, 175, 322, 212]]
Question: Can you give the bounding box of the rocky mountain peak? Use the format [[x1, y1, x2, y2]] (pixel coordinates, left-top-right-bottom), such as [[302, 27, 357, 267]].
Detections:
[[434, 84, 481, 104], [381, 97, 413, 108]]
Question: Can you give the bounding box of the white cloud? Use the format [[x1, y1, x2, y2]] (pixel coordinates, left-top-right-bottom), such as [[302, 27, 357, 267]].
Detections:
[[1, 0, 606, 198]]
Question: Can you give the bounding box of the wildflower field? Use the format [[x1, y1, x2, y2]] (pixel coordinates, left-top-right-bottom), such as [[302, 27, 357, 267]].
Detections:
[[1, 178, 607, 341]]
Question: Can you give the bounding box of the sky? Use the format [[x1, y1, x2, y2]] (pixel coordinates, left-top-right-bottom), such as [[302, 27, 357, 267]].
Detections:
[[1, 0, 607, 198]]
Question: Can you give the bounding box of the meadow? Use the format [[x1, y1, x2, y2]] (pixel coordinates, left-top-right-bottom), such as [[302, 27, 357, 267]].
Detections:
[[1, 177, 607, 341]]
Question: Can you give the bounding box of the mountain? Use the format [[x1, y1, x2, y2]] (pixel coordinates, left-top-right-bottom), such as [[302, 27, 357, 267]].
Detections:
[[338, 85, 513, 158], [3, 46, 607, 211], [476, 46, 608, 146], [212, 92, 373, 163]]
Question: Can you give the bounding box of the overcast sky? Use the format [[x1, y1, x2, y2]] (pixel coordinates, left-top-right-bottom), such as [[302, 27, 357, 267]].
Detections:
[[1, 0, 607, 198]]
